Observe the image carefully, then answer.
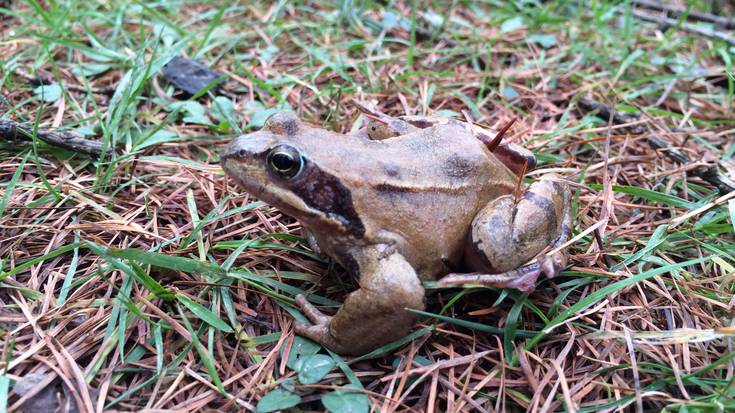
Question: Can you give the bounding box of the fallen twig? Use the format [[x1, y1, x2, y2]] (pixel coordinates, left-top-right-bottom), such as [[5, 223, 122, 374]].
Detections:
[[0, 118, 111, 158], [633, 0, 735, 30], [577, 98, 735, 193], [631, 9, 735, 46]]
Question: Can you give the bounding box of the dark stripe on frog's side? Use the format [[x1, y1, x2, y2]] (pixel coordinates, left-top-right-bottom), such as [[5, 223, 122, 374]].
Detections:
[[287, 159, 366, 237]]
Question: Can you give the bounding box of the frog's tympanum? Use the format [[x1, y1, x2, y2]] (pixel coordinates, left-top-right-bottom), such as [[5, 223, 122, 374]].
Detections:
[[221, 107, 572, 355]]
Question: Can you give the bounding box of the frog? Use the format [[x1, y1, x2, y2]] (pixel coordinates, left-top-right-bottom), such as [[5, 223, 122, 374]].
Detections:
[[220, 108, 572, 355]]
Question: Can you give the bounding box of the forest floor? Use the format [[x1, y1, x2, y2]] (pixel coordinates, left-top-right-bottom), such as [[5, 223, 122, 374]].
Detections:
[[2, 1, 735, 412]]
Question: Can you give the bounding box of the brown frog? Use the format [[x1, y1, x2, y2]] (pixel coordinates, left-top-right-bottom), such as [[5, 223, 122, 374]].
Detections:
[[221, 108, 572, 355]]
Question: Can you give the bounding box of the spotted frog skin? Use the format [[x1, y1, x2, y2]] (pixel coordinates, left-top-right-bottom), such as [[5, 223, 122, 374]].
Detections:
[[221, 109, 572, 355]]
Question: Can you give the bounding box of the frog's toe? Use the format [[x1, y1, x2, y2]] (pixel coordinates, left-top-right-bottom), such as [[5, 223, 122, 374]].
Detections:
[[538, 251, 568, 279], [295, 294, 331, 325], [437, 262, 542, 294], [294, 322, 328, 342], [505, 267, 542, 294], [294, 322, 349, 354]]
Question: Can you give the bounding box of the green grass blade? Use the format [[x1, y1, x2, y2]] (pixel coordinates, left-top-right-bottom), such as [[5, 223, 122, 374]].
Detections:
[[408, 308, 537, 338], [176, 304, 225, 393], [176, 292, 234, 333], [525, 256, 712, 352], [0, 152, 29, 218]]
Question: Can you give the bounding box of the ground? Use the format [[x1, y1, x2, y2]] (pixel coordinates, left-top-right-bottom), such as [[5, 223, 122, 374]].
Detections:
[[1, 1, 735, 412]]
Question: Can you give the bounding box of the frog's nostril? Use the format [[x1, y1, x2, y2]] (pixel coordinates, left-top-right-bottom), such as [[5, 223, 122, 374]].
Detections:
[[222, 146, 247, 160]]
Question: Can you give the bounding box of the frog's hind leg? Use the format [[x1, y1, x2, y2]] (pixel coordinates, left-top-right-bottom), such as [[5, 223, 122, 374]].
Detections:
[[493, 143, 537, 176], [294, 245, 425, 355], [441, 175, 572, 293]]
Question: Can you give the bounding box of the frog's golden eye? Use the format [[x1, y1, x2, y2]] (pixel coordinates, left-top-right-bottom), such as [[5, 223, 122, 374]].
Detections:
[[267, 144, 303, 179]]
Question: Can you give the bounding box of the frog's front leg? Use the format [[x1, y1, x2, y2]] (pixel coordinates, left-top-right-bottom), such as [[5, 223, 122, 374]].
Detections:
[[441, 175, 572, 293], [294, 245, 425, 355]]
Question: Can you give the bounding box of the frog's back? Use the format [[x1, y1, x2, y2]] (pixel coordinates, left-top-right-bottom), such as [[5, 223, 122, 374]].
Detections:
[[347, 124, 518, 278]]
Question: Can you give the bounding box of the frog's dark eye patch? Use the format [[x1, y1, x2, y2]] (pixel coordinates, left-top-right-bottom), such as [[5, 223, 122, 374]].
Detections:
[[267, 144, 303, 179]]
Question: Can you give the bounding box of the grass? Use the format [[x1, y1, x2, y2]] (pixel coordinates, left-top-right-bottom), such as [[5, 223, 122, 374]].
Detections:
[[2, 0, 735, 411]]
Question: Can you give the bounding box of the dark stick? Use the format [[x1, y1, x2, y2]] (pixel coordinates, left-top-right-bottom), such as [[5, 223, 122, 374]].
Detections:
[[633, 0, 735, 30], [631, 9, 735, 45], [0, 118, 111, 158], [576, 98, 735, 193]]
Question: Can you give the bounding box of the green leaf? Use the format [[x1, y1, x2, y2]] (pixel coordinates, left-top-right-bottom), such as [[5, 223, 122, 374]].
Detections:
[[502, 85, 519, 99], [501, 17, 523, 33], [175, 293, 233, 333], [382, 11, 400, 30], [134, 129, 179, 150], [211, 96, 236, 123], [33, 84, 62, 102], [729, 200, 735, 234], [256, 388, 301, 413], [168, 101, 211, 125], [75, 124, 98, 137], [285, 336, 321, 369], [259, 45, 280, 64], [295, 354, 335, 384], [153, 324, 164, 374], [247, 107, 280, 129], [71, 63, 112, 77], [322, 384, 370, 413], [0, 373, 8, 412], [528, 34, 557, 48]]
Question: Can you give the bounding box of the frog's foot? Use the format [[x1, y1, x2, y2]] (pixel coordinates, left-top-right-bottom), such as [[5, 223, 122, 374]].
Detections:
[[438, 251, 567, 294], [293, 294, 347, 353], [295, 294, 331, 325], [437, 262, 542, 294]]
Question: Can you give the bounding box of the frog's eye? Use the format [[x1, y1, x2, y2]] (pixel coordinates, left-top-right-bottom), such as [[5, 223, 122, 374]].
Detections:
[[267, 144, 303, 179]]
